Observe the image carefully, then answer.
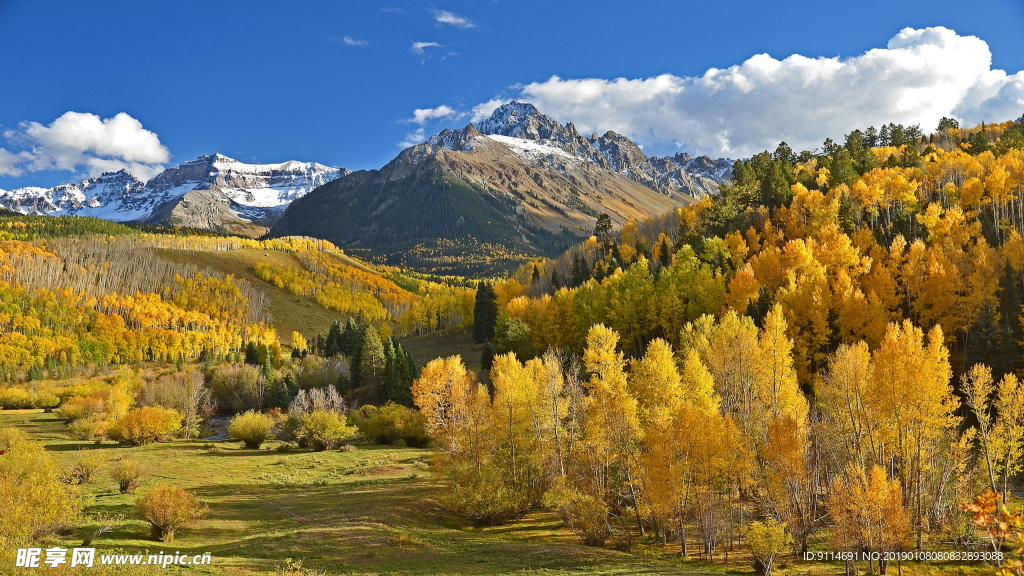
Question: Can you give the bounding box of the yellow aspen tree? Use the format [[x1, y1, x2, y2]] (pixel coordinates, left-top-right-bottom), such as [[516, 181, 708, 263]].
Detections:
[[412, 355, 492, 462], [992, 373, 1024, 498], [828, 465, 911, 575], [756, 304, 809, 434], [491, 352, 546, 503], [678, 350, 719, 415], [867, 321, 955, 549], [817, 342, 877, 470], [581, 324, 642, 523], [962, 363, 999, 493], [702, 311, 760, 438], [761, 415, 818, 554], [628, 338, 683, 429]]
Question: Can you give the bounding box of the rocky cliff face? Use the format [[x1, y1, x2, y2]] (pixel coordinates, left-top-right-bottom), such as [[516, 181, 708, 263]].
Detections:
[[0, 154, 347, 234], [428, 101, 731, 198]]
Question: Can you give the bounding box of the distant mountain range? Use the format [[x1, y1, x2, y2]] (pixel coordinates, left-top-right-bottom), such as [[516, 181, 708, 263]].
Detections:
[[271, 101, 733, 274], [0, 154, 346, 235], [0, 101, 733, 273]]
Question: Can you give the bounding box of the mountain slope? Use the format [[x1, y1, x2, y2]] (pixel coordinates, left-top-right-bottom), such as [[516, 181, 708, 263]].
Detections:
[[0, 154, 347, 235], [271, 102, 709, 275]]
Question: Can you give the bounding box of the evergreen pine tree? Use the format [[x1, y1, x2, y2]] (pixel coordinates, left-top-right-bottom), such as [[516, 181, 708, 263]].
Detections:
[[551, 270, 561, 290], [658, 236, 672, 268], [472, 282, 498, 343], [359, 325, 386, 395], [749, 286, 773, 328], [27, 363, 43, 382], [480, 342, 496, 374], [531, 264, 541, 284], [244, 342, 260, 365], [340, 317, 362, 356], [325, 320, 344, 357], [968, 300, 1012, 379]]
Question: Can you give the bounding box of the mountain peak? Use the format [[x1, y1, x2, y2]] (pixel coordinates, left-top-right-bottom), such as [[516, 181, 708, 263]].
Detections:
[[475, 100, 565, 141]]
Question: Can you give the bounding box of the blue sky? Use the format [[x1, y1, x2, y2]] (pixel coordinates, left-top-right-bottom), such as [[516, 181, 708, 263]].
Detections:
[[1, 0, 1022, 189]]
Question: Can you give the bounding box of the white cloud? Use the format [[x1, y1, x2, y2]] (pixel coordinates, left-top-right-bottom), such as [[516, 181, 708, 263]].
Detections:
[[411, 41, 442, 55], [431, 9, 474, 28], [463, 27, 1024, 158], [409, 105, 457, 125], [398, 128, 427, 148], [0, 148, 26, 177], [2, 111, 170, 180], [343, 36, 368, 46], [469, 98, 508, 123]]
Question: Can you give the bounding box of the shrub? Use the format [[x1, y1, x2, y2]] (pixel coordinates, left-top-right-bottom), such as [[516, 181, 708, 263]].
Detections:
[[57, 395, 104, 423], [297, 410, 358, 451], [351, 403, 429, 447], [270, 559, 325, 576], [36, 392, 60, 412], [74, 451, 102, 484], [68, 417, 105, 441], [109, 457, 147, 494], [107, 406, 183, 445], [745, 519, 792, 576], [543, 480, 610, 546], [135, 485, 208, 542], [0, 427, 29, 451], [0, 428, 82, 541], [209, 364, 266, 413], [0, 387, 36, 409], [228, 410, 276, 449], [444, 461, 530, 527]]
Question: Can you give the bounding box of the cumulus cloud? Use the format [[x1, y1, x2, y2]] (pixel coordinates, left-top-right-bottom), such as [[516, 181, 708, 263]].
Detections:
[[411, 41, 442, 55], [343, 36, 368, 46], [409, 105, 457, 125], [1, 111, 170, 180], [431, 9, 474, 28], [457, 27, 1024, 158]]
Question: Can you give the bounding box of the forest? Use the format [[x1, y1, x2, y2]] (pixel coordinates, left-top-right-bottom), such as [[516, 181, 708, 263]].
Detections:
[[2, 115, 1024, 576]]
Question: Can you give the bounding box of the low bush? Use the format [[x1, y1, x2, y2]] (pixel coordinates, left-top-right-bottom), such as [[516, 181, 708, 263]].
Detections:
[[68, 417, 105, 441], [543, 480, 610, 546], [109, 457, 147, 494], [0, 387, 36, 409], [350, 403, 429, 447], [74, 451, 102, 484], [270, 559, 325, 576], [108, 406, 183, 445], [297, 410, 358, 451], [228, 410, 276, 449], [135, 485, 208, 542]]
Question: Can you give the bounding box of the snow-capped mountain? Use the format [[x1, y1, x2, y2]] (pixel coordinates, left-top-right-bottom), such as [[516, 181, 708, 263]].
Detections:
[[0, 154, 348, 234], [429, 101, 732, 198]]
